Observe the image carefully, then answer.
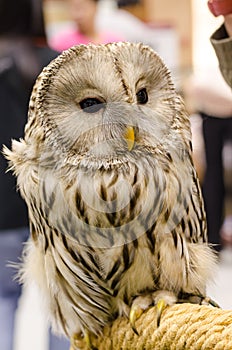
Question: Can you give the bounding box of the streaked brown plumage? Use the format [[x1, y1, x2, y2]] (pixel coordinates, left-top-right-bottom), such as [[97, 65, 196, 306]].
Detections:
[[4, 42, 217, 344]]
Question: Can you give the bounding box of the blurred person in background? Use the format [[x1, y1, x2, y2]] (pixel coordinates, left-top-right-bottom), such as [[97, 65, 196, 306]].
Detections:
[[96, 0, 179, 82], [96, 0, 150, 44], [209, 11, 232, 250], [205, 10, 232, 251], [185, 12, 232, 253], [185, 10, 232, 252], [0, 0, 69, 349], [50, 0, 123, 52], [184, 66, 232, 253]]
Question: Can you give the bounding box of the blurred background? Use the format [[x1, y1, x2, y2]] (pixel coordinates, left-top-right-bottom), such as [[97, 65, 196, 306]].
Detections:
[[0, 0, 231, 349]]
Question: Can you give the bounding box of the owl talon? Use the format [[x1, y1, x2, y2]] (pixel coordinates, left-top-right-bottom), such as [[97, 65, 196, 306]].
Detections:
[[156, 299, 167, 327], [129, 294, 153, 335], [84, 330, 98, 350], [129, 304, 143, 335], [152, 290, 177, 327], [71, 333, 80, 350], [71, 330, 97, 350], [178, 292, 220, 308], [201, 296, 220, 308]]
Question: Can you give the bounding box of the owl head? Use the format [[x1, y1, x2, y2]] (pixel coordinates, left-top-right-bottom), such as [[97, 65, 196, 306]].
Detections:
[[4, 42, 194, 248], [24, 42, 190, 171]]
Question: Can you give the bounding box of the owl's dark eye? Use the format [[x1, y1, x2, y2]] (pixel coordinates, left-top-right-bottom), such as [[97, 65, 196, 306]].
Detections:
[[80, 98, 104, 113], [136, 88, 148, 104]]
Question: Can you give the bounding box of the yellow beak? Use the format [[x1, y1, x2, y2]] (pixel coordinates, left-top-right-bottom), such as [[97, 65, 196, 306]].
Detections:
[[124, 126, 135, 151]]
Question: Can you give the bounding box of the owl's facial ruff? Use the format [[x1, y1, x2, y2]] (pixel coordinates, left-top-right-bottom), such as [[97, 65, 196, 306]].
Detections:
[[32, 43, 187, 169]]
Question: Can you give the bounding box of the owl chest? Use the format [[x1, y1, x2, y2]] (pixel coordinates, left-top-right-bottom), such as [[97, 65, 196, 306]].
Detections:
[[103, 242, 158, 306], [70, 162, 164, 247], [69, 236, 159, 310], [43, 232, 158, 334], [75, 167, 145, 226]]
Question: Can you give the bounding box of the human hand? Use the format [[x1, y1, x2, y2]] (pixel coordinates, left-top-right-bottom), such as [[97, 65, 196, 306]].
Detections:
[[208, 0, 232, 17]]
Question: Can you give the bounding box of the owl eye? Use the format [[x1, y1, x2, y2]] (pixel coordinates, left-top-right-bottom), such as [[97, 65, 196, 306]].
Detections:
[[79, 98, 104, 113], [136, 88, 148, 104]]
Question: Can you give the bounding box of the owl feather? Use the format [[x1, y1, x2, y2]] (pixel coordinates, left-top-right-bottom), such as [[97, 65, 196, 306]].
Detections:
[[4, 42, 217, 342]]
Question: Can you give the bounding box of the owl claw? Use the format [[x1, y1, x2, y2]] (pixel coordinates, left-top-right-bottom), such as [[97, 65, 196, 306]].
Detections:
[[71, 330, 97, 350], [84, 330, 94, 350], [70, 333, 79, 350], [129, 294, 153, 335], [177, 292, 220, 308], [201, 296, 221, 308], [129, 304, 143, 335], [156, 299, 167, 327]]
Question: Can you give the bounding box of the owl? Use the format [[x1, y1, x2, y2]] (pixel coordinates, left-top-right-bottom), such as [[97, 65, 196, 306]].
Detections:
[[4, 42, 217, 348]]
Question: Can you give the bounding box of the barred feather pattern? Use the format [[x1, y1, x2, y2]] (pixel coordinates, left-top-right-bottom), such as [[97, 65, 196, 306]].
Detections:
[[4, 42, 217, 339]]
